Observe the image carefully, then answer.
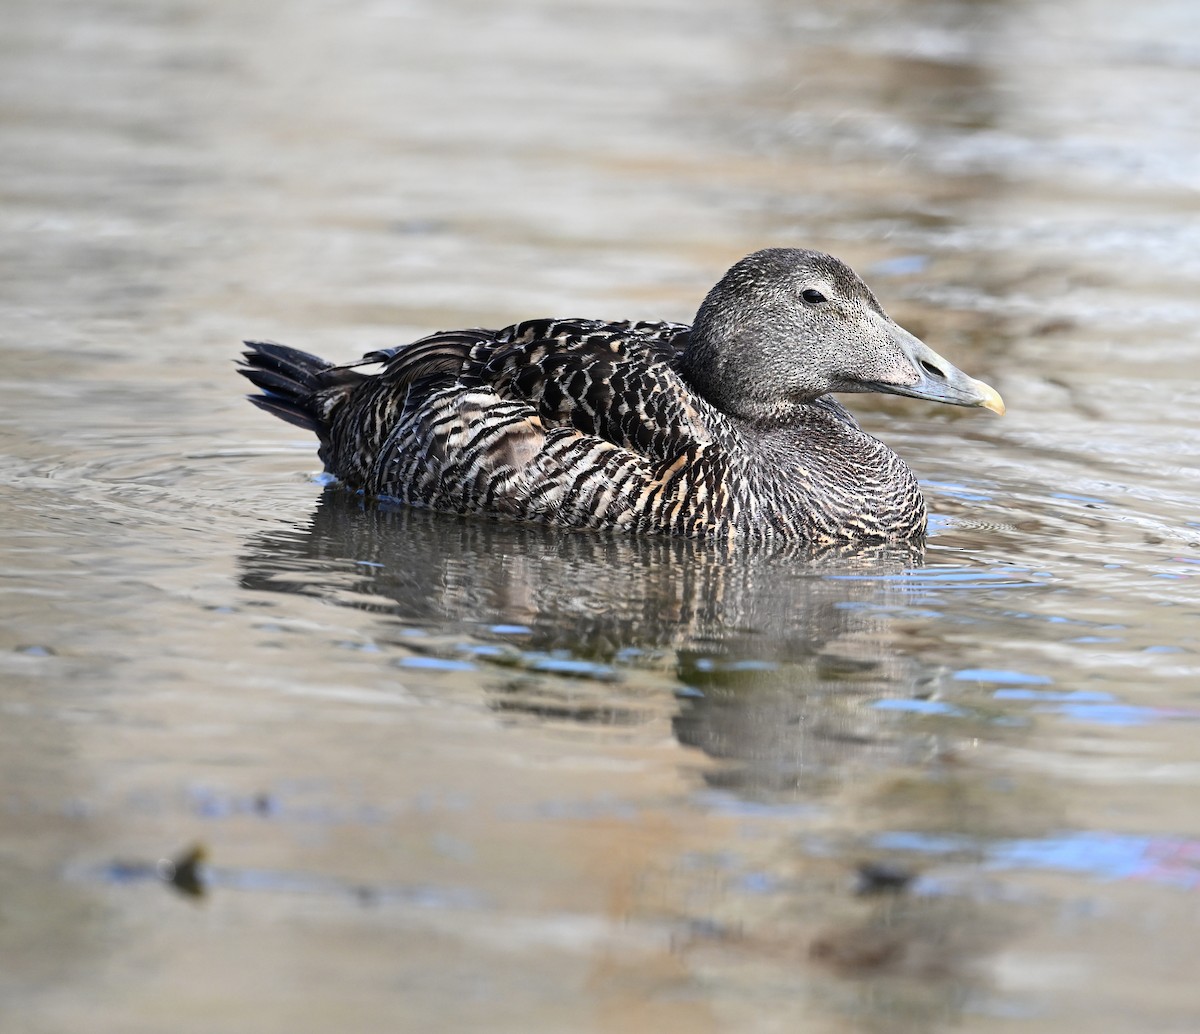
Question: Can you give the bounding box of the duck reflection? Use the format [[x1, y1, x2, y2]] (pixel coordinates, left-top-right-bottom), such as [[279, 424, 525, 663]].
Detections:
[[240, 489, 938, 792]]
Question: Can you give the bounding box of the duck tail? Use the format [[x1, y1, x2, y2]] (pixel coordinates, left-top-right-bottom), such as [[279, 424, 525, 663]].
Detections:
[[238, 340, 366, 439]]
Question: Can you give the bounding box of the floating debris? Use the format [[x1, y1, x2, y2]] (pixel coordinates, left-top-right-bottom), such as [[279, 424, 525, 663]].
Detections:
[[157, 843, 208, 898], [854, 860, 916, 896]]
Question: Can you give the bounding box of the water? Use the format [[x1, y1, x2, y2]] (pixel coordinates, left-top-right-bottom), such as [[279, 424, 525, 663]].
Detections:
[[3, 0, 1200, 1030]]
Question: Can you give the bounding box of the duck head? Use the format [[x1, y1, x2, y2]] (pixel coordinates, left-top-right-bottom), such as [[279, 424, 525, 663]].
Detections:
[[680, 248, 1004, 425]]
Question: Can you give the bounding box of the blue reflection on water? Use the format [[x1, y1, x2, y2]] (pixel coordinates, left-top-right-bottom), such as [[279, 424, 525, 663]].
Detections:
[[527, 655, 618, 679], [993, 689, 1112, 702], [396, 656, 477, 671], [922, 480, 994, 502], [988, 688, 1200, 726], [1042, 702, 1199, 726], [871, 830, 1200, 890], [955, 668, 1053, 685]]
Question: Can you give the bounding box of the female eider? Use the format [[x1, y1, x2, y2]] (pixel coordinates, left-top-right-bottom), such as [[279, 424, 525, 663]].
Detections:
[[239, 248, 1003, 543]]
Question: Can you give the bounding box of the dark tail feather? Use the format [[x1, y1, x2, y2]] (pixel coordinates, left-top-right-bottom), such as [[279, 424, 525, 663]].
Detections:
[[246, 392, 322, 433], [238, 340, 362, 437]]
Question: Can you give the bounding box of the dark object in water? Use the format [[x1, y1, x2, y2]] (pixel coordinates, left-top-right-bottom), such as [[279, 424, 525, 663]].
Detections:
[[102, 842, 209, 899], [157, 843, 208, 898], [854, 859, 917, 896], [239, 249, 1002, 542]]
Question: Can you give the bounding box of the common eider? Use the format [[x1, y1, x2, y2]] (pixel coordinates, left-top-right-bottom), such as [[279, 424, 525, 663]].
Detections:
[[239, 248, 1003, 543]]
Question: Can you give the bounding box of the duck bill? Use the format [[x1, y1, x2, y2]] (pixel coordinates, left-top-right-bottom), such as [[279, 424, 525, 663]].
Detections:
[[871, 328, 1005, 415]]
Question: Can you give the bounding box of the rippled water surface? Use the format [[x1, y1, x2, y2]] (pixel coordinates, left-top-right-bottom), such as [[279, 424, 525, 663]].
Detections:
[[3, 0, 1200, 1031]]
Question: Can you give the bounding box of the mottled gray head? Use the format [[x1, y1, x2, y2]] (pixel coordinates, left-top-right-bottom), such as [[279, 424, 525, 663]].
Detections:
[[680, 248, 1003, 425]]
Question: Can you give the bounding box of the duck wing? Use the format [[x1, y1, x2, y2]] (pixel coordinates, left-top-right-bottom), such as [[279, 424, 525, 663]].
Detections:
[[351, 317, 718, 461], [471, 318, 716, 460]]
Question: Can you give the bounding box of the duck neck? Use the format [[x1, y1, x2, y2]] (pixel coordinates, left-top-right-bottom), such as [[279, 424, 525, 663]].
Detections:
[[676, 342, 804, 428], [679, 310, 828, 427]]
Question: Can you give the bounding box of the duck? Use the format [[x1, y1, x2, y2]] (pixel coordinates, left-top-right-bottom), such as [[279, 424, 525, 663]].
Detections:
[[239, 248, 1003, 543]]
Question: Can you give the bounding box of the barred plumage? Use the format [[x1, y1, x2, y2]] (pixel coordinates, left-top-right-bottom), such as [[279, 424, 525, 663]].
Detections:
[[239, 249, 1003, 543]]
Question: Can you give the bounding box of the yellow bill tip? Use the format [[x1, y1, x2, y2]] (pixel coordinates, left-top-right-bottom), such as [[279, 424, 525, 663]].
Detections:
[[973, 379, 1005, 416]]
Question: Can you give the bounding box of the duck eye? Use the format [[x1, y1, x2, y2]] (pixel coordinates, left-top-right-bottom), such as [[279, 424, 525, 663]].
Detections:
[[801, 289, 827, 305]]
